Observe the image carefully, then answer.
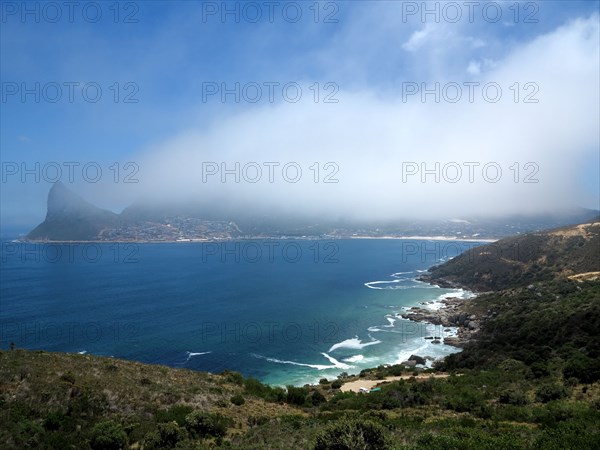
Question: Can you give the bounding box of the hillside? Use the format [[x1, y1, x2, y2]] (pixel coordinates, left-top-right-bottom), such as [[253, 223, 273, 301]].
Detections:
[[4, 221, 600, 449], [421, 222, 600, 292], [27, 182, 118, 241]]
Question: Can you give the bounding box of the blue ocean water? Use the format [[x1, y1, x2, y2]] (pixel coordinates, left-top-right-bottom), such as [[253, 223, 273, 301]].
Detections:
[[0, 239, 483, 386]]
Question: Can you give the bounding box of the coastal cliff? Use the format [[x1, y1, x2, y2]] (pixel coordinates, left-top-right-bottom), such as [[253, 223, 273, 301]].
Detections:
[[401, 222, 600, 348]]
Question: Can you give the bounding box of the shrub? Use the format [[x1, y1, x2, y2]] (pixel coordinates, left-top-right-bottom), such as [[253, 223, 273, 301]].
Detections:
[[60, 371, 76, 384], [230, 394, 245, 406], [44, 411, 65, 431], [319, 378, 329, 385], [331, 380, 343, 389], [184, 411, 232, 438], [563, 352, 600, 383], [90, 420, 128, 450], [286, 386, 309, 406], [155, 404, 194, 426], [244, 377, 286, 402], [314, 418, 389, 450], [222, 370, 245, 386], [311, 391, 327, 406], [498, 387, 529, 406], [144, 421, 187, 449], [536, 383, 568, 403]]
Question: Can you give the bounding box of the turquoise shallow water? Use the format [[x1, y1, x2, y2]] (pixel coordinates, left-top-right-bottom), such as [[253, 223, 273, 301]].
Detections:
[[0, 239, 484, 386]]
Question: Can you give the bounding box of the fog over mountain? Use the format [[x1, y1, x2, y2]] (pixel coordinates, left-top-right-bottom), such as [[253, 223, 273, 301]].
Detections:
[[1, 7, 598, 231], [126, 15, 599, 222]]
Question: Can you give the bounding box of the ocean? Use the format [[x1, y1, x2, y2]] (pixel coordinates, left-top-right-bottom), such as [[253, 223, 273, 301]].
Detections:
[[0, 239, 484, 386]]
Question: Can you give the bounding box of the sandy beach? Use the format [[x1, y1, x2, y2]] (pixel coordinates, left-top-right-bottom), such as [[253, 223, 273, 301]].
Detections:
[[340, 373, 454, 393]]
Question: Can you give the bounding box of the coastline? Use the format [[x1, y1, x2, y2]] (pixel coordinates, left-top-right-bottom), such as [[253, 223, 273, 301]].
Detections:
[[398, 294, 482, 348], [14, 235, 499, 244]]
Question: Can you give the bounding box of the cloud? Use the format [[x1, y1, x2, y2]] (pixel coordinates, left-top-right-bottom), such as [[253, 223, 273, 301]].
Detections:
[[402, 25, 433, 52], [467, 61, 481, 75], [132, 14, 599, 221]]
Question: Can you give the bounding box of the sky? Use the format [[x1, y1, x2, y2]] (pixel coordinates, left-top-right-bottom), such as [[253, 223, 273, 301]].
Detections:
[[1, 0, 599, 231]]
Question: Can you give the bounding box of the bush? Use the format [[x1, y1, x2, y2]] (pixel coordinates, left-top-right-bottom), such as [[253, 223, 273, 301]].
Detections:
[[44, 411, 65, 431], [311, 391, 327, 406], [184, 410, 232, 438], [230, 394, 245, 406], [331, 380, 343, 389], [498, 387, 529, 406], [144, 421, 187, 449], [155, 404, 194, 426], [244, 377, 286, 402], [222, 370, 245, 386], [59, 371, 76, 384], [536, 383, 568, 403], [564, 352, 600, 383], [314, 418, 389, 450], [90, 420, 128, 450], [286, 386, 309, 406]]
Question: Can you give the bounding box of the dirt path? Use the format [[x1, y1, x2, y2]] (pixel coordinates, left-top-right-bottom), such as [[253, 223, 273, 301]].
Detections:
[[340, 373, 453, 393]]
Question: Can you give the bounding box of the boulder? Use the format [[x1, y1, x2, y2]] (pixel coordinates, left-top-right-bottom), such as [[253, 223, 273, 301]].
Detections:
[[408, 355, 427, 365], [468, 321, 479, 330]]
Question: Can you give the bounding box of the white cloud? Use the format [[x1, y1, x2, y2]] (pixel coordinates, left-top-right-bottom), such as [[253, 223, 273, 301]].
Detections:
[[467, 61, 481, 75], [402, 25, 433, 52], [131, 15, 599, 221]]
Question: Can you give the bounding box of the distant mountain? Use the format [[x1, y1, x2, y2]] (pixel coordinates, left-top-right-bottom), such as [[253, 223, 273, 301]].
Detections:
[[421, 221, 600, 291], [25, 183, 600, 241], [27, 181, 118, 241]]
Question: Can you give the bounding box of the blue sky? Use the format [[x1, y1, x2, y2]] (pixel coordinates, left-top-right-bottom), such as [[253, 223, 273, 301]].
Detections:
[[1, 1, 599, 230]]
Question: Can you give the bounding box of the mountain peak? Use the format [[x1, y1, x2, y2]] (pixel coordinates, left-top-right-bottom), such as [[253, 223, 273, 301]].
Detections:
[[27, 183, 118, 241]]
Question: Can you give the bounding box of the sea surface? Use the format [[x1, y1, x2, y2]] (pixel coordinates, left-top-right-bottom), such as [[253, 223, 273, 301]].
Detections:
[[0, 239, 484, 386]]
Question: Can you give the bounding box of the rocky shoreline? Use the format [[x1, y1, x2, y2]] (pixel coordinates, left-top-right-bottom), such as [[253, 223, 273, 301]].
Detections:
[[400, 296, 484, 348]]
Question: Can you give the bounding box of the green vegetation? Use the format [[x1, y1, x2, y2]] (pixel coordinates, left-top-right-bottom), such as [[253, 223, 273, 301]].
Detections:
[[2, 222, 599, 448]]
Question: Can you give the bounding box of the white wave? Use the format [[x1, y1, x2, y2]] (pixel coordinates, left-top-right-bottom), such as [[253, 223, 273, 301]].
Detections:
[[391, 271, 414, 278], [384, 316, 396, 327], [364, 280, 409, 290], [343, 354, 364, 363], [328, 336, 382, 352], [185, 351, 211, 362], [320, 353, 352, 370], [367, 326, 382, 332], [252, 353, 352, 371], [77, 350, 87, 355], [393, 343, 431, 365]]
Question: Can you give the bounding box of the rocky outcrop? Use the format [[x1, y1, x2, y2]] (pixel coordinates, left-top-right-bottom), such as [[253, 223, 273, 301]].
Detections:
[[27, 181, 118, 241], [400, 296, 487, 348]]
